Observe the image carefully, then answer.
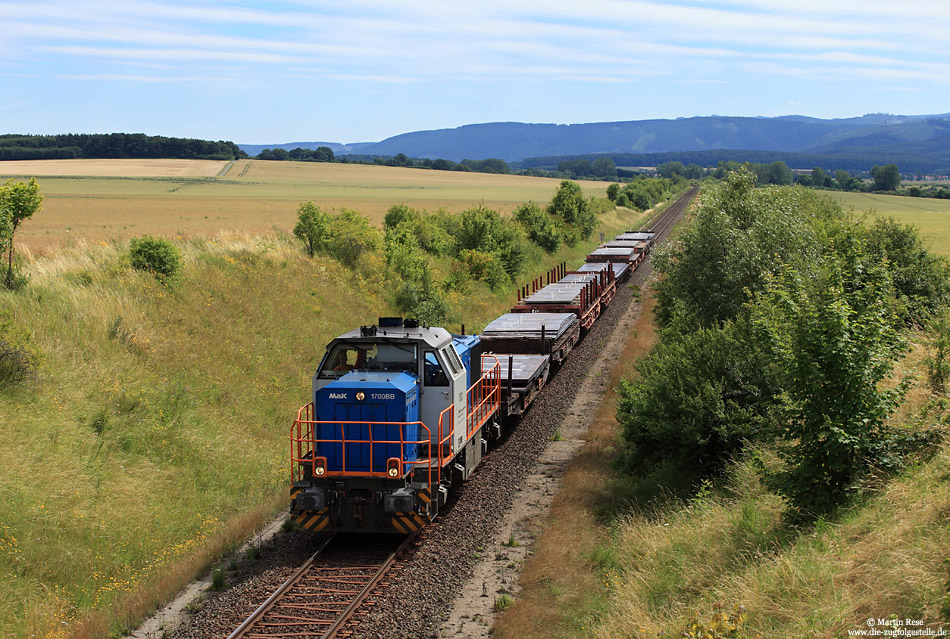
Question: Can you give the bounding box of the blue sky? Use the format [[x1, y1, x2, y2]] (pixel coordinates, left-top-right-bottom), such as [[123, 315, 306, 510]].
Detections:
[[1, 0, 947, 144]]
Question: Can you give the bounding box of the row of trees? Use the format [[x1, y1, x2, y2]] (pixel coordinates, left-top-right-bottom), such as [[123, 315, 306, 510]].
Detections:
[[556, 157, 618, 179], [292, 180, 601, 324], [606, 177, 674, 211], [255, 148, 518, 176], [256, 148, 632, 181], [658, 159, 906, 193], [618, 170, 950, 516], [257, 146, 336, 162], [0, 134, 246, 161]]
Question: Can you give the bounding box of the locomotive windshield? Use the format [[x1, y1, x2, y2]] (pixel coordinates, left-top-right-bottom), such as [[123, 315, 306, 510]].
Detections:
[[317, 342, 419, 379]]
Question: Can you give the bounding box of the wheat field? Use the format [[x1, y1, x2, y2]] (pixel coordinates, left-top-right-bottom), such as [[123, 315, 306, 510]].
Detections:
[[1, 159, 609, 256]]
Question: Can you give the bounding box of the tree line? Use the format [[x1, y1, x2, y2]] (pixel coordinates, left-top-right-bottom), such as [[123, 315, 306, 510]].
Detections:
[[522, 149, 950, 176], [255, 147, 518, 176], [254, 147, 632, 181], [0, 134, 247, 161]]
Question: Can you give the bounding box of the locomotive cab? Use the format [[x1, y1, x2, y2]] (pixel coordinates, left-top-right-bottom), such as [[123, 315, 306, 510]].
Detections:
[[290, 318, 500, 533]]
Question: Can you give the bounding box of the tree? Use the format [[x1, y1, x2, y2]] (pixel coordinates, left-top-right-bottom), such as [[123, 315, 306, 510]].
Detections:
[[593, 157, 617, 178], [0, 178, 42, 288], [752, 254, 905, 514], [606, 183, 621, 202], [835, 169, 853, 190], [870, 164, 901, 191], [765, 161, 793, 185], [324, 209, 382, 268], [514, 202, 561, 253], [548, 180, 595, 246], [657, 161, 686, 179], [313, 146, 335, 162], [293, 201, 330, 257]]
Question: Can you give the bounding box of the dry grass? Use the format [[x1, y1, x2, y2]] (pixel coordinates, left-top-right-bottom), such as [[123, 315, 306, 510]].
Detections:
[[0, 159, 228, 177], [494, 292, 661, 639], [64, 496, 282, 639]]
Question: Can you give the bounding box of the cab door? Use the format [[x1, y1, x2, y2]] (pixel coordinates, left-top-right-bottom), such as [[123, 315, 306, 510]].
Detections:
[[419, 347, 466, 457]]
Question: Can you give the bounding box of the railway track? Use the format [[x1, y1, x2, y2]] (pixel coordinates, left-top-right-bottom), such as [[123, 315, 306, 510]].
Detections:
[[648, 185, 699, 237], [227, 534, 414, 639]]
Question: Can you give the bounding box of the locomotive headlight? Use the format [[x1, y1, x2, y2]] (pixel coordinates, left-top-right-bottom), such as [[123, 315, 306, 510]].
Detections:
[[386, 457, 401, 478], [313, 456, 327, 477]]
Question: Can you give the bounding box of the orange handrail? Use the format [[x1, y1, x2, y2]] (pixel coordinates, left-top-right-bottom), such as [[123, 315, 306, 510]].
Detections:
[[290, 407, 437, 489], [468, 355, 501, 438], [291, 354, 503, 499]]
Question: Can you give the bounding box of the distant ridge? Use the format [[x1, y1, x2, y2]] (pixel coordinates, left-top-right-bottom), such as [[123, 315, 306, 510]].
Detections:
[[238, 113, 950, 172], [237, 141, 374, 156]]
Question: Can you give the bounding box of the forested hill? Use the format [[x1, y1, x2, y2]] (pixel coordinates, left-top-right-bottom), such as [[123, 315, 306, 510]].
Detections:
[[321, 113, 950, 170], [0, 134, 247, 161]]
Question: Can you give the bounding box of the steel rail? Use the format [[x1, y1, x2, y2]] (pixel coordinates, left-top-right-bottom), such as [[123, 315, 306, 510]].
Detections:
[[319, 532, 417, 639], [227, 535, 337, 639], [647, 185, 698, 238]]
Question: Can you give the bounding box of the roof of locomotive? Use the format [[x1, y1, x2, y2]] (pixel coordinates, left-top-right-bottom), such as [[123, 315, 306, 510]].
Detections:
[[331, 324, 453, 349]]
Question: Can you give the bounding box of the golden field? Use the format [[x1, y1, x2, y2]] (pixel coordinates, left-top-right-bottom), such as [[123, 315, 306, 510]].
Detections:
[[0, 159, 609, 256], [830, 191, 950, 256]]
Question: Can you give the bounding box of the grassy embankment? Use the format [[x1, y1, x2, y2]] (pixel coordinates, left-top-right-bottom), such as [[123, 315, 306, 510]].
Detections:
[[0, 166, 646, 639], [495, 191, 950, 638]]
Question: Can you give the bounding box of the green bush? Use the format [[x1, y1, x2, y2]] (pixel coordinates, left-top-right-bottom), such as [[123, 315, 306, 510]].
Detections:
[[385, 204, 454, 256], [751, 257, 906, 515], [128, 235, 182, 282], [384, 225, 428, 282], [460, 249, 509, 290], [384, 202, 419, 230], [514, 202, 561, 253], [324, 209, 382, 269], [617, 319, 774, 476], [863, 217, 950, 325], [394, 278, 449, 326], [0, 315, 42, 389], [548, 180, 595, 246]]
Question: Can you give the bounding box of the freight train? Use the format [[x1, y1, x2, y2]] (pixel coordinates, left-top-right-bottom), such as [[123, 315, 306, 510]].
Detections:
[[288, 228, 658, 533]]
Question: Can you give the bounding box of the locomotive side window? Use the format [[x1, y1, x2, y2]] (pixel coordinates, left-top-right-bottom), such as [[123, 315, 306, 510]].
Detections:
[[423, 351, 449, 386], [442, 346, 463, 376]]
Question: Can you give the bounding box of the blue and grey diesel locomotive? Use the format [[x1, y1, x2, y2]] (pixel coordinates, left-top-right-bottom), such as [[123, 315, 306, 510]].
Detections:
[[289, 229, 656, 534]]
